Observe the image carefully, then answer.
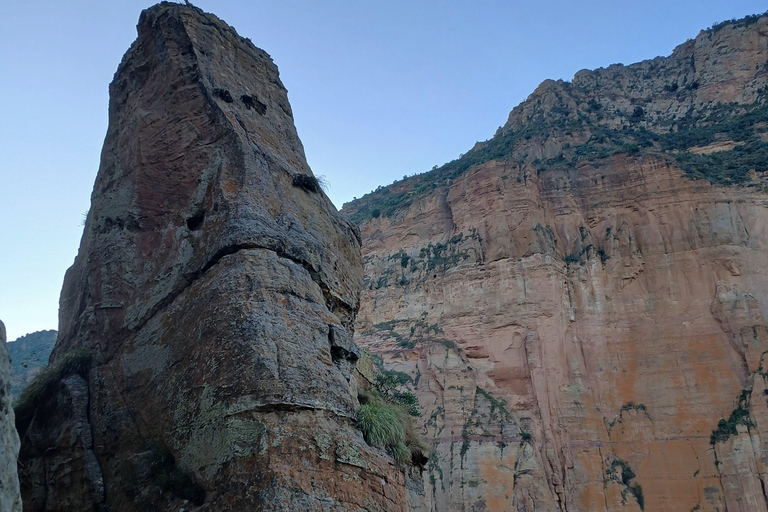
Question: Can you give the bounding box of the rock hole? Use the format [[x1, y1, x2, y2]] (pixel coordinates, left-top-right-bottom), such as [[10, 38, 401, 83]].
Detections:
[[328, 324, 359, 363], [212, 88, 233, 103], [411, 450, 429, 466], [241, 94, 267, 115], [330, 345, 347, 363], [186, 210, 205, 231]]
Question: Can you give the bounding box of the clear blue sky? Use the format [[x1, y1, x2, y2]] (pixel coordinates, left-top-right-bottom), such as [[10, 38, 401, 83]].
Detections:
[[0, 0, 764, 342]]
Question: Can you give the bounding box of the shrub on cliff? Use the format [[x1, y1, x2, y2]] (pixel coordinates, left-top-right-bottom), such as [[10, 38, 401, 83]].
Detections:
[[710, 389, 752, 444], [292, 173, 329, 193]]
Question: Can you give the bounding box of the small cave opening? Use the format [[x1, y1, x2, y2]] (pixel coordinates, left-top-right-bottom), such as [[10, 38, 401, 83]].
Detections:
[[213, 88, 234, 103], [330, 345, 347, 363], [241, 94, 267, 115], [186, 210, 205, 231]]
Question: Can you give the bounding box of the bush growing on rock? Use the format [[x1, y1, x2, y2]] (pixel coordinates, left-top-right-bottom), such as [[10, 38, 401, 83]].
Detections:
[[356, 389, 429, 466], [292, 173, 329, 193]]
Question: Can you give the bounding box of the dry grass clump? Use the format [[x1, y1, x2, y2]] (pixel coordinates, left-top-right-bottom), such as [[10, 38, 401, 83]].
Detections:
[[292, 173, 329, 193], [357, 389, 429, 466]]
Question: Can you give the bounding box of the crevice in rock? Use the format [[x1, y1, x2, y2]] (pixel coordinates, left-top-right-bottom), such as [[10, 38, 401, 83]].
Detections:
[[80, 376, 107, 508], [226, 400, 356, 421], [328, 324, 359, 383], [131, 242, 355, 336], [185, 210, 205, 231], [442, 188, 457, 234], [328, 324, 360, 364]]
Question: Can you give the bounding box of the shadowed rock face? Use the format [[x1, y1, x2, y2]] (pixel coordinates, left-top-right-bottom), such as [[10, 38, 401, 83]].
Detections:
[[18, 3, 420, 511], [344, 14, 768, 512], [0, 321, 22, 512]]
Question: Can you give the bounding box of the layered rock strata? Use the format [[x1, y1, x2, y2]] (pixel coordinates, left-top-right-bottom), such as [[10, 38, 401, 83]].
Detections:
[[17, 3, 419, 511], [344, 13, 768, 512], [0, 320, 22, 512]]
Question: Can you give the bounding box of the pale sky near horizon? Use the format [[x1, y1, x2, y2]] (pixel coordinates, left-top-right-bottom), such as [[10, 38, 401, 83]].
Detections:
[[1, 0, 765, 342]]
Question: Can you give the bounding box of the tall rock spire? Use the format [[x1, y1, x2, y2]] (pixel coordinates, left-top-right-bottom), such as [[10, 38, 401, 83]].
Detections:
[[17, 3, 420, 510]]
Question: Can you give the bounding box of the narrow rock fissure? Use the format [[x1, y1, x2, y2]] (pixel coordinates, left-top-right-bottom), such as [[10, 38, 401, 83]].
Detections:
[[81, 377, 107, 508]]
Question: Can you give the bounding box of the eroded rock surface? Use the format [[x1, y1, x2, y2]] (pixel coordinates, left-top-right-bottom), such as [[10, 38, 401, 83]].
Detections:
[[344, 13, 768, 512], [18, 3, 420, 511], [0, 320, 22, 512]]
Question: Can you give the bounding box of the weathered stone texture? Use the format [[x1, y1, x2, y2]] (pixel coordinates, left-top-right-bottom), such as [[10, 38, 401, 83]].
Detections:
[[18, 375, 104, 512], [18, 3, 421, 511], [0, 320, 22, 512], [344, 14, 768, 512]]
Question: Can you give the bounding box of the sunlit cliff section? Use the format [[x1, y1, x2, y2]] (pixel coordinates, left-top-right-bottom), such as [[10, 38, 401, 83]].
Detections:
[[343, 12, 768, 512]]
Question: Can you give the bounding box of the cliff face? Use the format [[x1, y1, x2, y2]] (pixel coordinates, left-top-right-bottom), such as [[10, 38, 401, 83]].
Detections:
[[17, 3, 420, 511], [343, 14, 768, 512], [0, 321, 22, 512]]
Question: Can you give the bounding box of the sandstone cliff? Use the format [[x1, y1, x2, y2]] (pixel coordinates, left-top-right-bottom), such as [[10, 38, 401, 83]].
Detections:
[[0, 321, 22, 512], [344, 13, 768, 512], [17, 3, 420, 511]]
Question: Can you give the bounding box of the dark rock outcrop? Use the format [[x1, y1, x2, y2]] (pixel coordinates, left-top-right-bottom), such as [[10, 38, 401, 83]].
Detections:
[[18, 3, 420, 511], [0, 320, 22, 512]]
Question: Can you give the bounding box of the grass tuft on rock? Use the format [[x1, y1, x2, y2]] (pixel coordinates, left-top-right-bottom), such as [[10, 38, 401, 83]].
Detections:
[[390, 440, 411, 466], [292, 173, 329, 193], [14, 349, 93, 428], [356, 390, 429, 466], [357, 400, 405, 448]]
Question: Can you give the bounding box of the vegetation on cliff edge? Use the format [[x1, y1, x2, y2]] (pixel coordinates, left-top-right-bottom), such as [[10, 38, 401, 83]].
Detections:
[[606, 458, 645, 510], [13, 349, 92, 431], [343, 14, 768, 225], [356, 349, 428, 466], [710, 388, 752, 445]]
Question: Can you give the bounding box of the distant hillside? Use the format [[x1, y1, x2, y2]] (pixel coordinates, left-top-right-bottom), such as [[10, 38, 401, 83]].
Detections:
[[7, 330, 56, 397], [344, 11, 768, 225]]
